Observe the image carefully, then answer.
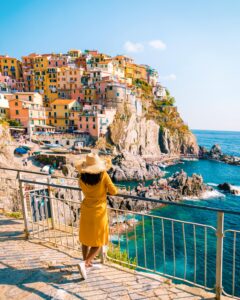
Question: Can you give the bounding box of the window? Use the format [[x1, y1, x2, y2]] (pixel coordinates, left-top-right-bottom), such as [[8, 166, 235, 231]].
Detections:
[[109, 86, 112, 90], [49, 112, 51, 117], [64, 105, 67, 109], [54, 119, 57, 123], [31, 120, 34, 125], [16, 110, 19, 115], [86, 117, 88, 122], [93, 117, 95, 122], [65, 120, 68, 124], [65, 112, 68, 118], [86, 124, 89, 129], [16, 95, 18, 99], [80, 124, 82, 128], [15, 102, 18, 106], [54, 112, 57, 117], [116, 92, 120, 97], [53, 105, 56, 109], [93, 124, 96, 129], [80, 117, 82, 121]]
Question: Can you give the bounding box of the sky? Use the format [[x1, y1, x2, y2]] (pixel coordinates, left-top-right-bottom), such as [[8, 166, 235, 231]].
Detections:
[[1, 0, 240, 131]]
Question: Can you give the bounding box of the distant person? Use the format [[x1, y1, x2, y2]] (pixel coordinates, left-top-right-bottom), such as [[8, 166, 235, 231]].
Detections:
[[76, 153, 118, 279]]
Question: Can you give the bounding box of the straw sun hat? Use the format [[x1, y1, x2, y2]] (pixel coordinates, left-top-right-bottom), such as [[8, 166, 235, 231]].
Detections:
[[76, 153, 112, 174]]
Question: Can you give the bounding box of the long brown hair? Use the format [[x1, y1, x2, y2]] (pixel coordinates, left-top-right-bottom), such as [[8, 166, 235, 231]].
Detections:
[[80, 172, 103, 185]]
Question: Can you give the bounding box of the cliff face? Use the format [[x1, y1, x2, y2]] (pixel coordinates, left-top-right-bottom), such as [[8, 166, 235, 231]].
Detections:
[[109, 104, 198, 156], [109, 113, 161, 156], [159, 127, 198, 155], [0, 123, 15, 167]]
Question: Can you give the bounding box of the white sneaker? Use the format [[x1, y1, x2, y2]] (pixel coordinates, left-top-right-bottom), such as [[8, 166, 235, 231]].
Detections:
[[77, 262, 87, 280]]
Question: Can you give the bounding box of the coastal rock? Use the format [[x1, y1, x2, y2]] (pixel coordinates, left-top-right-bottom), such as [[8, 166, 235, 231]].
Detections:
[[109, 113, 162, 156], [200, 144, 240, 166], [167, 170, 210, 197], [159, 127, 199, 155], [110, 151, 164, 181], [218, 183, 240, 195], [109, 104, 199, 157], [108, 171, 212, 213], [210, 144, 222, 157]]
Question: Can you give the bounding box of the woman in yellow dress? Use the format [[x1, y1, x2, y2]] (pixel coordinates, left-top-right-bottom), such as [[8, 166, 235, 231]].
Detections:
[[76, 153, 118, 279]]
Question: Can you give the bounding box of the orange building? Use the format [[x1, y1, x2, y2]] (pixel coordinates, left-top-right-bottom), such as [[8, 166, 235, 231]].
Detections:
[[8, 92, 46, 134]]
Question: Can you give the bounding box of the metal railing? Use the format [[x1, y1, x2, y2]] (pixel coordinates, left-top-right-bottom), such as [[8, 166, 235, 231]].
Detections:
[[1, 169, 240, 299]]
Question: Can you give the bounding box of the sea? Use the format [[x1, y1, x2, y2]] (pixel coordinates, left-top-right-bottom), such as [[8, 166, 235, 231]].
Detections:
[[114, 130, 240, 296]]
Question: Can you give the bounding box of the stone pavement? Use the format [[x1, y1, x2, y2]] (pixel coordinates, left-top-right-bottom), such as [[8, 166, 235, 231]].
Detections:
[[0, 214, 231, 300]]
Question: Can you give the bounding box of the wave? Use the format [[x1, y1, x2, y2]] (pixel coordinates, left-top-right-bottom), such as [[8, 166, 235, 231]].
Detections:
[[183, 189, 225, 200], [230, 185, 240, 196], [202, 190, 225, 199], [207, 182, 218, 187]]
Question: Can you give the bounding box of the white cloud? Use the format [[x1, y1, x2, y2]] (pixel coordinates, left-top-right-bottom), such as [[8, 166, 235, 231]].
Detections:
[[123, 41, 144, 53], [159, 74, 177, 81], [149, 39, 167, 50]]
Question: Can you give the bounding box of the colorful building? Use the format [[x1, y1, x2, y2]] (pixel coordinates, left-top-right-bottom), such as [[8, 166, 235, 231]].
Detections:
[[48, 99, 81, 131], [8, 92, 46, 134], [0, 55, 22, 80], [76, 105, 116, 138]]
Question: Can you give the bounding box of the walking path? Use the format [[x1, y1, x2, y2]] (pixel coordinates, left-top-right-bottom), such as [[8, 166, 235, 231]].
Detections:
[[0, 214, 231, 300]]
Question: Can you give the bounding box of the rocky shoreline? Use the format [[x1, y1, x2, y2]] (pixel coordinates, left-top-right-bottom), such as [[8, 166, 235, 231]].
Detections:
[[109, 151, 166, 181], [108, 170, 213, 212], [199, 144, 240, 166]]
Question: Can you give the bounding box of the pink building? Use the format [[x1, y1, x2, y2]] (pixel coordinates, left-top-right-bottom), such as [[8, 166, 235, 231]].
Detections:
[[75, 106, 116, 138], [48, 55, 69, 68], [0, 72, 17, 91]]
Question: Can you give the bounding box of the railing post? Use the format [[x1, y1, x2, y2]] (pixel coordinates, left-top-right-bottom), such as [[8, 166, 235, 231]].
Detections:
[[18, 172, 30, 239], [48, 177, 55, 229], [216, 212, 224, 300]]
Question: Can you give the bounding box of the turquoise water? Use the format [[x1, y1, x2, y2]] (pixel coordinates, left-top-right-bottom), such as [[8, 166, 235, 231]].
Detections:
[[115, 130, 240, 296]]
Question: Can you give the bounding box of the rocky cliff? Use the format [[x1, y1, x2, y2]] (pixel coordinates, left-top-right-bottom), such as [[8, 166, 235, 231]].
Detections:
[[108, 103, 198, 157], [0, 122, 17, 167]]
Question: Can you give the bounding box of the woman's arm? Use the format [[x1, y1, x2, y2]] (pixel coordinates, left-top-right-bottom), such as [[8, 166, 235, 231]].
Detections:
[[105, 172, 118, 195]]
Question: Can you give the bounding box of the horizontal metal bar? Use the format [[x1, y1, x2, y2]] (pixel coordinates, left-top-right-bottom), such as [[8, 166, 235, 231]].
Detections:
[[0, 166, 49, 176], [224, 229, 240, 234], [108, 207, 216, 231], [19, 178, 240, 216]]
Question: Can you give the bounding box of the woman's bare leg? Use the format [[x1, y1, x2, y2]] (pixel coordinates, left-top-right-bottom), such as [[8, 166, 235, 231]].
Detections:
[[82, 244, 89, 261], [85, 247, 100, 266]]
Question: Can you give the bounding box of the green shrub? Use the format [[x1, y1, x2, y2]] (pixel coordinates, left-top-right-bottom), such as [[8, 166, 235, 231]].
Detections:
[[107, 243, 137, 270], [5, 211, 23, 219]]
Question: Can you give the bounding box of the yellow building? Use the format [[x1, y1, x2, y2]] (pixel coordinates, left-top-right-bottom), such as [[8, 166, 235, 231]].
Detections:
[[125, 63, 135, 79], [0, 55, 22, 80], [45, 67, 58, 102], [67, 49, 82, 58], [47, 99, 81, 131]]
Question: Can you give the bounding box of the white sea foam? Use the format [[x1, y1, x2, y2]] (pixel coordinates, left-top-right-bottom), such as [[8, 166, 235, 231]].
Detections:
[[230, 185, 240, 196], [201, 190, 225, 199], [207, 182, 218, 187], [183, 189, 225, 200]]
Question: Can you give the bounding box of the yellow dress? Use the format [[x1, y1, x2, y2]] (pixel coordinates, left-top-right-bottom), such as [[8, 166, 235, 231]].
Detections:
[[79, 171, 118, 247]]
